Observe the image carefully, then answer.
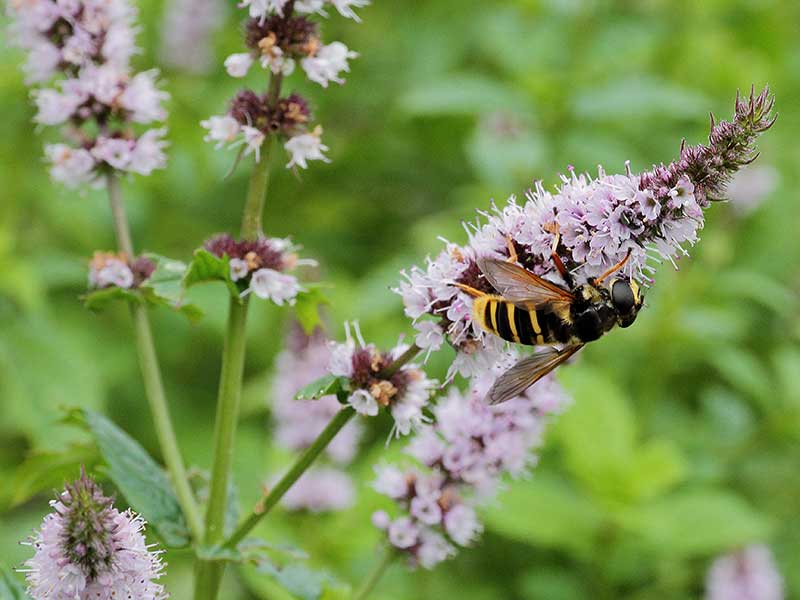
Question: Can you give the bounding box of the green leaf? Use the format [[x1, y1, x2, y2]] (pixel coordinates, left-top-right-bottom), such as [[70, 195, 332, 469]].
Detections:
[[293, 285, 331, 335], [716, 270, 795, 317], [144, 254, 203, 320], [196, 545, 243, 562], [258, 563, 349, 600], [399, 74, 529, 116], [707, 348, 772, 410], [618, 489, 774, 557], [82, 286, 143, 311], [0, 444, 98, 510], [294, 374, 349, 401], [572, 77, 708, 120], [0, 565, 30, 600], [183, 248, 242, 302], [554, 368, 637, 500], [483, 473, 604, 558], [72, 409, 191, 548], [555, 367, 685, 503], [626, 439, 686, 501]]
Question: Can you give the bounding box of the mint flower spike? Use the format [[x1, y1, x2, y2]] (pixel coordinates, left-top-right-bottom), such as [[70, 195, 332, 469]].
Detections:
[[7, 0, 170, 188], [202, 0, 369, 170], [397, 87, 776, 381], [640, 85, 777, 205], [21, 469, 168, 600], [372, 372, 570, 569]]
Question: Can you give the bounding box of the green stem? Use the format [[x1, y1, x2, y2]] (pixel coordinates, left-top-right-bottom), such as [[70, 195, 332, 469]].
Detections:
[[195, 145, 275, 599], [240, 137, 273, 240], [220, 344, 422, 549], [224, 406, 356, 548], [380, 344, 421, 378], [105, 174, 204, 541], [354, 546, 396, 600], [203, 299, 250, 543]]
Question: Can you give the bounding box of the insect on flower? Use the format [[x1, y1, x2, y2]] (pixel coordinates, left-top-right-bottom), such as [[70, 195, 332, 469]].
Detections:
[[456, 233, 643, 405]]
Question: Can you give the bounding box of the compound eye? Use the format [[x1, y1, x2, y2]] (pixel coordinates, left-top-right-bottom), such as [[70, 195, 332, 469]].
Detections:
[[611, 279, 635, 313]]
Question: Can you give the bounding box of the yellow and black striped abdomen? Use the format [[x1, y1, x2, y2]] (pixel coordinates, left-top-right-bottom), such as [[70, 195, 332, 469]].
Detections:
[[472, 295, 555, 346]]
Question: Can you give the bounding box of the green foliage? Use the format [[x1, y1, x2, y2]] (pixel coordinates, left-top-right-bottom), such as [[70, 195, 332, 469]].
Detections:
[[183, 248, 243, 301], [293, 285, 331, 335], [256, 563, 350, 600], [555, 367, 687, 504], [619, 489, 774, 557], [0, 565, 30, 600], [68, 409, 191, 548], [294, 374, 350, 402], [2, 0, 800, 598], [0, 444, 98, 511]]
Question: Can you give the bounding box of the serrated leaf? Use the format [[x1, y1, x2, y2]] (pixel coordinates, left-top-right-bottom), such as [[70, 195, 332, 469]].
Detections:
[[294, 374, 348, 401], [183, 248, 242, 302], [618, 489, 774, 557], [293, 285, 330, 335], [0, 565, 30, 600], [1, 444, 99, 510], [73, 409, 191, 548]]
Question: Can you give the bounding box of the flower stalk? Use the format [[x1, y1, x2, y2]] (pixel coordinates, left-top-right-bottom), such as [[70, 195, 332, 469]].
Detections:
[[225, 405, 356, 548], [222, 343, 422, 549], [196, 145, 275, 598], [354, 545, 396, 600], [106, 174, 204, 542]]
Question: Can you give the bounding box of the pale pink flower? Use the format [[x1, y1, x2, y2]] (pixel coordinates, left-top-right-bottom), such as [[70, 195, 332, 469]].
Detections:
[[300, 41, 358, 87], [284, 127, 330, 169], [706, 545, 784, 600], [22, 471, 167, 600], [249, 268, 300, 305], [224, 53, 254, 78]]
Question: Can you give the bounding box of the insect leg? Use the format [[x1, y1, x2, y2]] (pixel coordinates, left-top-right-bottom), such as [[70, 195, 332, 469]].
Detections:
[[505, 234, 518, 264], [549, 230, 574, 288], [595, 250, 632, 285], [453, 282, 486, 298]]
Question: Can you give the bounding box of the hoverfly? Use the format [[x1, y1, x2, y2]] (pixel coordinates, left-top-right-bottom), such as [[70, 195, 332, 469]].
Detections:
[[456, 233, 643, 405]]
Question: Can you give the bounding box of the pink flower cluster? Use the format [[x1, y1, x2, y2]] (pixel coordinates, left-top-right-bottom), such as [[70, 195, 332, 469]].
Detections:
[[706, 545, 784, 600], [8, 0, 169, 187], [202, 0, 367, 169], [270, 326, 363, 512], [204, 233, 311, 305], [21, 471, 167, 600], [397, 89, 775, 379], [327, 323, 436, 438], [7, 0, 136, 84], [88, 251, 155, 290], [372, 373, 569, 568]]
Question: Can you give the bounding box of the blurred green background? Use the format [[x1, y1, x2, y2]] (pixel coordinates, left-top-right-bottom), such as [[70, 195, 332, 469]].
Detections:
[[2, 0, 800, 598]]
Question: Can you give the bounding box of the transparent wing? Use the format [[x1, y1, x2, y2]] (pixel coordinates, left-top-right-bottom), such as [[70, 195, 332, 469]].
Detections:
[[486, 344, 583, 405], [477, 258, 574, 310]]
